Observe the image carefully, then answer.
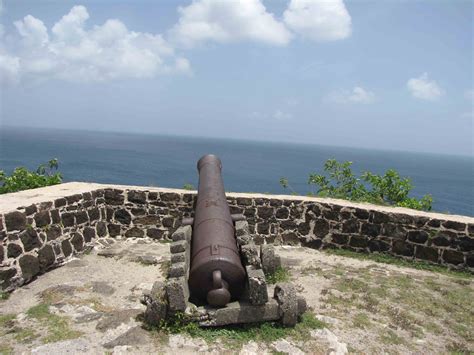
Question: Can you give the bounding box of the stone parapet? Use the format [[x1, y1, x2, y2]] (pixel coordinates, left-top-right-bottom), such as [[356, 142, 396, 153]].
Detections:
[[1, 182, 473, 291]]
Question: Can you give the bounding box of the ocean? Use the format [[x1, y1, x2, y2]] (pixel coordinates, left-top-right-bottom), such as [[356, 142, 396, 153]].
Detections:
[[0, 127, 473, 217]]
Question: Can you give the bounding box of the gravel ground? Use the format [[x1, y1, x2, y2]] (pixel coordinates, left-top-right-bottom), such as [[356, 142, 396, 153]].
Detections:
[[0, 239, 472, 354]]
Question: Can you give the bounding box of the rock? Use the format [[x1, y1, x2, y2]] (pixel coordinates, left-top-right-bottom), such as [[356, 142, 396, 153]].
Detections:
[[133, 216, 160, 225], [235, 220, 250, 237], [146, 228, 164, 240], [31, 338, 91, 354], [115, 209, 132, 225], [170, 240, 187, 254], [96, 309, 142, 332], [103, 326, 150, 349], [34, 211, 51, 228], [4, 211, 26, 231], [134, 255, 159, 265], [241, 245, 261, 268], [20, 229, 41, 252], [274, 283, 298, 327], [38, 245, 55, 272], [70, 233, 84, 251], [19, 254, 40, 280], [0, 267, 17, 290], [90, 281, 116, 295], [168, 334, 209, 352], [166, 277, 189, 312], [168, 262, 186, 278], [143, 281, 167, 326], [83, 227, 96, 242], [108, 224, 121, 237], [171, 226, 192, 242], [261, 245, 281, 275], [199, 300, 280, 327], [272, 339, 304, 355], [246, 266, 268, 305], [7, 243, 22, 258], [125, 227, 145, 238], [128, 190, 147, 204], [311, 328, 348, 355], [104, 189, 125, 205], [46, 225, 62, 240]]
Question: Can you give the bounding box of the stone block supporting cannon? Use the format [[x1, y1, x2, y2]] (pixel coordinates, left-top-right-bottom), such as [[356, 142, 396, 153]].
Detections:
[[142, 154, 306, 327]]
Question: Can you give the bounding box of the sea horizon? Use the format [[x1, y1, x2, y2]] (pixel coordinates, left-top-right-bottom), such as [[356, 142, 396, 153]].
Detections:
[[1, 125, 473, 217]]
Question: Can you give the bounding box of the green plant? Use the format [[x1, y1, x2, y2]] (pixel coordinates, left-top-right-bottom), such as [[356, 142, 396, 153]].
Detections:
[[182, 183, 195, 190], [281, 159, 433, 211], [0, 159, 62, 194], [265, 266, 291, 284]]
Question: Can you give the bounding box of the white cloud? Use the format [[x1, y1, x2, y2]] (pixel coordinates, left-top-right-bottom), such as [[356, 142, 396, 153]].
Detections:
[[273, 109, 293, 120], [406, 73, 444, 101], [283, 0, 351, 41], [1, 5, 190, 84], [326, 86, 375, 104], [169, 0, 292, 47]]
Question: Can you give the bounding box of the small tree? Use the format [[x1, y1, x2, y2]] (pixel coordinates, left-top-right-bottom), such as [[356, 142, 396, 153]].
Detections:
[[0, 159, 62, 194], [280, 159, 432, 211]]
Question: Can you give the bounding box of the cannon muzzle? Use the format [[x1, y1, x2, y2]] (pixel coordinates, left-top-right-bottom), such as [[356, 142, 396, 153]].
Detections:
[[188, 155, 246, 307]]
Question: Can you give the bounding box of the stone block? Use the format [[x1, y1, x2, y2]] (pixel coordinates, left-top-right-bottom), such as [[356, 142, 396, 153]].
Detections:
[[61, 240, 72, 257], [171, 226, 192, 242], [168, 262, 186, 278], [235, 220, 249, 237], [114, 209, 132, 225], [314, 219, 329, 238], [7, 243, 22, 258], [199, 300, 280, 327], [134, 216, 160, 225], [147, 228, 164, 240], [170, 240, 187, 254], [442, 220, 466, 231], [442, 249, 464, 265], [0, 267, 17, 290], [125, 227, 145, 238], [35, 210, 52, 228], [19, 254, 40, 280], [246, 266, 268, 305], [241, 245, 261, 268], [407, 231, 429, 244], [5, 211, 26, 231], [70, 233, 84, 251], [274, 283, 298, 327], [20, 229, 41, 251], [260, 244, 281, 275], [171, 252, 186, 264], [104, 189, 124, 205], [166, 277, 189, 312], [128, 190, 147, 204], [38, 245, 55, 271], [142, 281, 168, 326], [415, 245, 438, 262], [392, 240, 414, 257], [96, 221, 107, 237]]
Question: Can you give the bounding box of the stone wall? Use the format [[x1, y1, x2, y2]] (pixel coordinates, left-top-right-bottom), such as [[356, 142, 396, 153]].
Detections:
[[1, 182, 473, 291]]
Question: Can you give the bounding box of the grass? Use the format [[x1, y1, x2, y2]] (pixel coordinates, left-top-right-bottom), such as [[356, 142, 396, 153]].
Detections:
[[0, 293, 10, 301], [379, 329, 405, 345], [324, 248, 473, 279], [352, 312, 371, 329], [150, 312, 325, 348], [265, 267, 291, 284], [26, 303, 82, 343]]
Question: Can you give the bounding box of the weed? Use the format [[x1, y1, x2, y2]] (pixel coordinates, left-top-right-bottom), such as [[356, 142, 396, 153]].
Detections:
[[26, 303, 82, 343], [379, 329, 404, 345], [0, 293, 9, 301], [324, 248, 472, 279], [353, 312, 371, 329], [266, 267, 290, 284], [150, 312, 325, 348]]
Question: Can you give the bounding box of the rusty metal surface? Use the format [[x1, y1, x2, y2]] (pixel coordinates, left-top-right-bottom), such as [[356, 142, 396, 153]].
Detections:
[[188, 155, 246, 307]]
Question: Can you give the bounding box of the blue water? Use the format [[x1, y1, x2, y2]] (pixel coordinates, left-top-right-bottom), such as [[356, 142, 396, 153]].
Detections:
[[1, 127, 473, 216]]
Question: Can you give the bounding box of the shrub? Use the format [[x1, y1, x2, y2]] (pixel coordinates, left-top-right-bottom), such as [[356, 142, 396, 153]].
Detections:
[[0, 159, 62, 194], [280, 159, 432, 211]]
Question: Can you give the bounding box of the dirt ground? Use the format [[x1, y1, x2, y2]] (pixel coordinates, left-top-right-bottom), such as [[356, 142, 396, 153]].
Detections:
[[0, 238, 472, 354]]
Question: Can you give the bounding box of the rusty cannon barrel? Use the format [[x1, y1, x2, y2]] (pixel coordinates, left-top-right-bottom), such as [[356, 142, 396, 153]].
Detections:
[[188, 154, 246, 307]]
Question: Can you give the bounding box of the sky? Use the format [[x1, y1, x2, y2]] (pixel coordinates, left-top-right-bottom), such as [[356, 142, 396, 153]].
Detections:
[[0, 0, 473, 156]]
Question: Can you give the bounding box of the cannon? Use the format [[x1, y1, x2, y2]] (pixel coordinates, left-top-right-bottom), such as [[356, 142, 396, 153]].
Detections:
[[142, 154, 306, 328], [188, 155, 246, 307]]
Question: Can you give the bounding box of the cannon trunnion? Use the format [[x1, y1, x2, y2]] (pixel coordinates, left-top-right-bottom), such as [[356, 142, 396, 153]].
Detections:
[[188, 155, 246, 307]]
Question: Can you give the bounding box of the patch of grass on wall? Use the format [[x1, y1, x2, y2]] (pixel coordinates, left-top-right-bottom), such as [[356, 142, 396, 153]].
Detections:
[[265, 267, 291, 284]]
